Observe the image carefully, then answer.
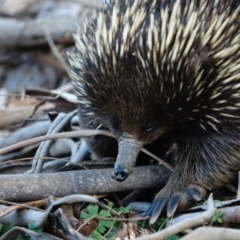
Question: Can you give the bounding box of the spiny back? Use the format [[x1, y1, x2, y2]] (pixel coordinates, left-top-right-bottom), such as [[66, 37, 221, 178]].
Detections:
[[68, 0, 240, 133]]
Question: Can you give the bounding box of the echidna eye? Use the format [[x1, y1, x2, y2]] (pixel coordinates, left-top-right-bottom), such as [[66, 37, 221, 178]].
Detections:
[[143, 123, 156, 133], [111, 117, 120, 131]]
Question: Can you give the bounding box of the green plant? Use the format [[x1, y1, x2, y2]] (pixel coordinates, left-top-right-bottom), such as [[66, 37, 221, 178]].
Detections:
[[116, 206, 131, 214], [80, 202, 131, 240], [148, 216, 180, 240], [81, 205, 113, 239], [166, 234, 180, 240], [16, 223, 43, 240], [146, 216, 170, 231], [0, 222, 43, 240], [107, 201, 130, 214], [212, 209, 223, 224], [0, 223, 14, 236], [158, 217, 171, 231], [90, 230, 102, 240]]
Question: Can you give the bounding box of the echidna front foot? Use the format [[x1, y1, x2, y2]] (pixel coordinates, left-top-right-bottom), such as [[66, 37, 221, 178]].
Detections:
[[146, 184, 207, 224]]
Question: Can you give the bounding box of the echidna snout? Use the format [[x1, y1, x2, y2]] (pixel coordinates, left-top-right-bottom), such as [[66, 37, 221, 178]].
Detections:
[[113, 166, 128, 182], [113, 136, 143, 182]]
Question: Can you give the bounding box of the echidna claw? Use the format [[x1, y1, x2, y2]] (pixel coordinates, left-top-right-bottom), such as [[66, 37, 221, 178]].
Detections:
[[146, 184, 207, 224], [167, 194, 181, 217], [145, 197, 168, 225], [187, 185, 206, 201]]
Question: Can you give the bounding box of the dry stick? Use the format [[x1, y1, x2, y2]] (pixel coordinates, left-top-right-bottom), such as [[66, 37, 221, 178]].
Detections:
[[135, 194, 215, 240], [0, 157, 105, 172], [237, 171, 240, 199], [0, 156, 68, 166], [0, 92, 68, 101], [0, 130, 173, 171], [0, 18, 80, 48], [180, 226, 240, 240], [43, 26, 70, 73], [0, 165, 171, 202], [32, 113, 67, 173], [95, 215, 149, 222], [0, 199, 45, 213], [0, 199, 45, 219], [73, 0, 102, 8], [32, 110, 78, 173], [0, 227, 64, 240], [37, 194, 99, 228], [120, 189, 144, 206], [167, 205, 240, 226], [141, 148, 173, 171], [0, 130, 114, 155]]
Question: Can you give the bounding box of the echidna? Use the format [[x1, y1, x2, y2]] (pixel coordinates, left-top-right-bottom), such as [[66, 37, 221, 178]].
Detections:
[[68, 0, 240, 224]]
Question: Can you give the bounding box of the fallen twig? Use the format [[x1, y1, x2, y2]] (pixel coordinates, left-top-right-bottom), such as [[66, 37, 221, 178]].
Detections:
[[180, 226, 240, 240]]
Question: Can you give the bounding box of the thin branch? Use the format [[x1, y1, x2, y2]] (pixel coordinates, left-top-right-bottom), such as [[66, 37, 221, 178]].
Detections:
[[43, 26, 70, 73]]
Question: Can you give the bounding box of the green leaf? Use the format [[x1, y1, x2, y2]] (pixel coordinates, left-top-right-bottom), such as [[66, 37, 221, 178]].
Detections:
[[100, 220, 113, 229], [0, 223, 14, 236], [215, 210, 222, 218], [108, 202, 114, 209], [114, 221, 121, 229], [97, 223, 106, 234], [97, 220, 113, 233], [213, 209, 223, 223], [118, 206, 130, 214], [33, 228, 42, 234], [88, 205, 99, 216], [28, 223, 38, 230], [98, 210, 111, 218], [28, 223, 42, 234], [213, 200, 222, 206], [158, 217, 171, 231], [16, 234, 30, 240], [15, 223, 43, 240], [90, 230, 102, 240], [113, 206, 131, 214], [138, 221, 146, 228], [80, 205, 99, 219], [106, 231, 115, 238], [80, 212, 91, 219], [166, 234, 180, 240]]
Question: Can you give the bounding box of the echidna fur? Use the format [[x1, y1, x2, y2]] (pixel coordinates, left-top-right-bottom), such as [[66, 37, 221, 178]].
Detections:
[[68, 0, 240, 224]]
